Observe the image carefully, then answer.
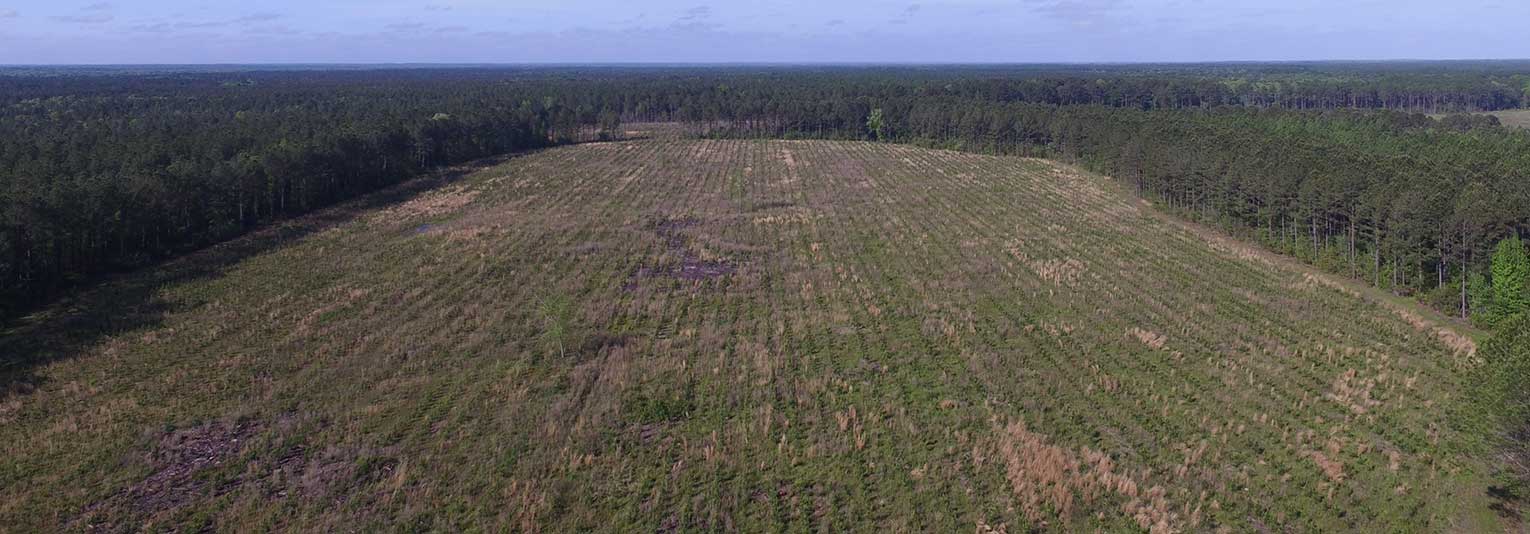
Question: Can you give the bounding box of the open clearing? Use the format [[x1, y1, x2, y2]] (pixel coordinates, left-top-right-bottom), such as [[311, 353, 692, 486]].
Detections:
[[0, 139, 1495, 531], [1488, 109, 1530, 129], [1433, 109, 1530, 130]]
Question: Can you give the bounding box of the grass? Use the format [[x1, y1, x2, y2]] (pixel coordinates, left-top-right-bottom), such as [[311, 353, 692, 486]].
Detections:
[[1488, 109, 1530, 129], [0, 139, 1501, 531], [1431, 109, 1530, 130]]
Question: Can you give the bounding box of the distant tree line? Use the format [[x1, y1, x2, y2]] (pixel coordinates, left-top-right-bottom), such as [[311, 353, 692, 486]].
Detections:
[[935, 76, 1528, 112], [499, 66, 1530, 114]]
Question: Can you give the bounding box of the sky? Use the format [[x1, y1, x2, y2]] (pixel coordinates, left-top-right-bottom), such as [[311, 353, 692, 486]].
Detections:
[[0, 0, 1526, 64]]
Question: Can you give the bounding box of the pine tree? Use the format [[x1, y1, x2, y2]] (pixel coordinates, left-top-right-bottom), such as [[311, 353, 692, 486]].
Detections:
[[1471, 312, 1530, 501], [1491, 235, 1530, 322], [1469, 272, 1496, 327]]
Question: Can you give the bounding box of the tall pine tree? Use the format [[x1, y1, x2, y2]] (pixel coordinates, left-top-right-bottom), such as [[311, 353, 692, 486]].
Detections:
[[1491, 235, 1530, 323]]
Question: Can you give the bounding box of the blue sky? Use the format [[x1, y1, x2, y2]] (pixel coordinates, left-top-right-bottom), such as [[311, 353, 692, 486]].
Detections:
[[0, 0, 1525, 64]]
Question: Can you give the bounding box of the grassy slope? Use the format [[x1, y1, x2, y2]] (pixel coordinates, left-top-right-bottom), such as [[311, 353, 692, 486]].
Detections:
[[0, 139, 1498, 532]]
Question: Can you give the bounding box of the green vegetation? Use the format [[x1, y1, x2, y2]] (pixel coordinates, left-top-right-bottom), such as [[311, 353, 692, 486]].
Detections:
[[1465, 237, 1530, 516], [866, 108, 886, 141], [1489, 236, 1530, 322], [0, 140, 1498, 531], [1469, 313, 1530, 511], [535, 292, 577, 358]]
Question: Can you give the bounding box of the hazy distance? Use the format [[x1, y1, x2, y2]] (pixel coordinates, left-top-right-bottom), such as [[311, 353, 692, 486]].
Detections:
[[1, 0, 1525, 64]]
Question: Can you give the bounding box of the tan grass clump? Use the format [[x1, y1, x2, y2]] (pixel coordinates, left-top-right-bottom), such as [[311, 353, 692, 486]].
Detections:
[[777, 147, 801, 185], [1029, 258, 1086, 287], [1127, 328, 1168, 350], [1392, 308, 1477, 358], [990, 420, 1179, 532], [1325, 369, 1381, 415], [1296, 273, 1362, 298], [1309, 451, 1346, 484], [374, 185, 479, 223], [751, 210, 818, 226]]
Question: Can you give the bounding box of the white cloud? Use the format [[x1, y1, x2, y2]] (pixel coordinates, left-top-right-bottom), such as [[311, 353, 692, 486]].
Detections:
[[52, 14, 113, 24]]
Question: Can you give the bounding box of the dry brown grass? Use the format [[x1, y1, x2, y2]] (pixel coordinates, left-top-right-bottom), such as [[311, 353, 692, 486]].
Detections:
[[1393, 308, 1477, 358], [1127, 327, 1168, 350], [1310, 450, 1346, 484], [1028, 258, 1087, 287], [1326, 368, 1381, 415], [1006, 240, 1087, 287], [988, 420, 1182, 533], [371, 184, 479, 223], [1297, 273, 1361, 298], [1146, 191, 1480, 363]]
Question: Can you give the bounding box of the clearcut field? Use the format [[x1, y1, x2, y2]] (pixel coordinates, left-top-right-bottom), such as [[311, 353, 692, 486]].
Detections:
[[0, 139, 1496, 531]]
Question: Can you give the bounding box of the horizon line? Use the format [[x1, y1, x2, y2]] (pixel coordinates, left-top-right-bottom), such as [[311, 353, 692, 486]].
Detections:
[[5, 58, 1530, 68]]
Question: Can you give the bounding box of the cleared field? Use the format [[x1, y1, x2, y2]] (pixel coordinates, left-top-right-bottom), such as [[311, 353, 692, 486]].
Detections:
[[0, 140, 1495, 531], [1432, 109, 1530, 129], [1488, 109, 1530, 129]]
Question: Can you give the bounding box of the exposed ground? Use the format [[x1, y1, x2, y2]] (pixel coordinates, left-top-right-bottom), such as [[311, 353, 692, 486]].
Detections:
[[0, 139, 1499, 531]]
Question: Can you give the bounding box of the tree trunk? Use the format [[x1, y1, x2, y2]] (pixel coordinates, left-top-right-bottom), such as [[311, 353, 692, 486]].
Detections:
[[1349, 219, 1357, 278], [1460, 228, 1469, 319], [1374, 228, 1382, 288]]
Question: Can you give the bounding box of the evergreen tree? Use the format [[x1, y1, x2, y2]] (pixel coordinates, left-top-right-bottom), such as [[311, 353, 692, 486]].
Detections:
[[1471, 312, 1530, 503], [1492, 235, 1530, 323]]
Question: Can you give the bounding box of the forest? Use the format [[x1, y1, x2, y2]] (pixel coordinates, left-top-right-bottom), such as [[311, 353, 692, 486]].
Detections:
[[0, 71, 615, 316], [7, 64, 1526, 325]]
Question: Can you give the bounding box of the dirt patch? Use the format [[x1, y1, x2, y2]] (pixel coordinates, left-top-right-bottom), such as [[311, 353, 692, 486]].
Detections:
[[654, 218, 700, 245], [78, 420, 259, 527], [264, 444, 397, 503], [634, 261, 735, 281], [626, 218, 736, 289], [133, 421, 258, 509]]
